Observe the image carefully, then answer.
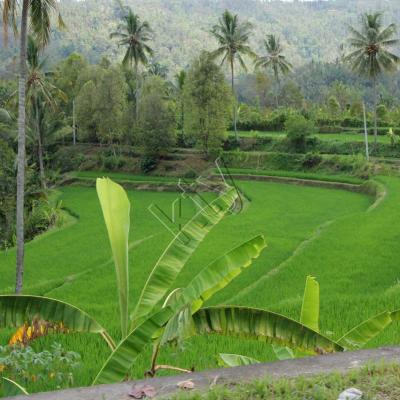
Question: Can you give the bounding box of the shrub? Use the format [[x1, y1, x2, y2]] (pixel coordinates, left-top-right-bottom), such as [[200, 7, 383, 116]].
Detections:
[[235, 107, 291, 132], [223, 136, 241, 151], [341, 117, 364, 128], [285, 114, 316, 151], [302, 152, 323, 169], [265, 111, 288, 131], [52, 148, 85, 172], [24, 199, 63, 241], [0, 343, 81, 388], [103, 155, 125, 171], [140, 155, 157, 173], [183, 170, 198, 179]]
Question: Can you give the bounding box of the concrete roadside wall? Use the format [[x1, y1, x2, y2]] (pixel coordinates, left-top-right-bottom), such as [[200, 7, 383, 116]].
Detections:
[[8, 346, 400, 400]]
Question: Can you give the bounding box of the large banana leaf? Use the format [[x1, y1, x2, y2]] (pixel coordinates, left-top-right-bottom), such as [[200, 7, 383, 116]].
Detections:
[[0, 295, 114, 349], [218, 353, 260, 367], [160, 235, 266, 345], [273, 276, 319, 361], [96, 235, 266, 381], [337, 311, 392, 350], [93, 307, 174, 385], [192, 306, 343, 354], [300, 276, 319, 332], [182, 235, 266, 313], [131, 187, 238, 327], [2, 378, 29, 397], [160, 303, 195, 346], [96, 178, 130, 338]]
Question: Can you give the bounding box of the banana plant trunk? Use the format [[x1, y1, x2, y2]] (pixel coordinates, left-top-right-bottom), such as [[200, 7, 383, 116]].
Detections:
[[35, 99, 47, 190], [373, 77, 378, 144], [230, 59, 237, 141], [15, 0, 30, 294]]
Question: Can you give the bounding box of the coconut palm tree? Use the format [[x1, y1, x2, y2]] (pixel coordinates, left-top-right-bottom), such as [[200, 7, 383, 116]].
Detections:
[[110, 6, 153, 118], [25, 35, 66, 190], [345, 12, 399, 142], [2, 0, 64, 293], [255, 34, 293, 107], [210, 10, 255, 139]]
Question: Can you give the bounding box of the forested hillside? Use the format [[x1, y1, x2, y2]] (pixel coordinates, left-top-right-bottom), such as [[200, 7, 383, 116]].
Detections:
[[1, 0, 400, 77]]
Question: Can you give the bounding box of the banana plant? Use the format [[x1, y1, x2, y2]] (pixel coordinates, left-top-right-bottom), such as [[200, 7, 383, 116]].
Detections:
[[218, 276, 395, 367], [92, 180, 348, 385], [93, 179, 269, 383]]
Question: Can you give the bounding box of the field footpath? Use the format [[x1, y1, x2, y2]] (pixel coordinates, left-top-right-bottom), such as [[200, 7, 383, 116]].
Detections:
[[9, 346, 400, 400]]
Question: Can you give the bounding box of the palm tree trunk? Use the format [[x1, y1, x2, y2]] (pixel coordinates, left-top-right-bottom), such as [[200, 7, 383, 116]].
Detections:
[[35, 99, 47, 190], [15, 0, 29, 294], [181, 99, 184, 137], [275, 75, 280, 108], [373, 77, 378, 144], [72, 99, 77, 145], [230, 59, 237, 140], [135, 61, 140, 121]]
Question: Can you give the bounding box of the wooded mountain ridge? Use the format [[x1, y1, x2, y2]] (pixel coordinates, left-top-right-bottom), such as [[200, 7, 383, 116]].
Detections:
[[1, 0, 400, 76]]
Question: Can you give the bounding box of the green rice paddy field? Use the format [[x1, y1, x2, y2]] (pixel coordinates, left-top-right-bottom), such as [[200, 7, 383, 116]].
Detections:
[[231, 130, 391, 143], [1, 176, 400, 391]]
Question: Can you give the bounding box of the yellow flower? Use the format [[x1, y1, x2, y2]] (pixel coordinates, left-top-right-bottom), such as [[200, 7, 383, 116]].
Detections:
[[26, 326, 33, 339], [9, 326, 26, 346], [0, 364, 5, 372]]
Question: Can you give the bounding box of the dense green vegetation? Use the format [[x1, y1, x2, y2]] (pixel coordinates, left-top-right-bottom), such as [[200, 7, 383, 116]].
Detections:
[[2, 0, 400, 77]]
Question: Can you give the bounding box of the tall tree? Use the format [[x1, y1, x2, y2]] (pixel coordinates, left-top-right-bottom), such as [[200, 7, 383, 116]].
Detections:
[[138, 76, 176, 161], [110, 6, 153, 118], [75, 66, 128, 146], [25, 35, 66, 190], [2, 0, 64, 293], [255, 34, 293, 107], [184, 52, 232, 157], [345, 12, 399, 142], [210, 9, 255, 139]]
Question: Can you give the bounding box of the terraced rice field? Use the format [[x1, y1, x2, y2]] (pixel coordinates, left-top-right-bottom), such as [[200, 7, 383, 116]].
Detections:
[[1, 175, 400, 392], [230, 130, 391, 143]]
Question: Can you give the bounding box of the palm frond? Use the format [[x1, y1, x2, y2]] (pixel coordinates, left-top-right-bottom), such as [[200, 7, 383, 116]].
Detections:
[[2, 0, 18, 44], [346, 12, 399, 78], [210, 9, 254, 71]]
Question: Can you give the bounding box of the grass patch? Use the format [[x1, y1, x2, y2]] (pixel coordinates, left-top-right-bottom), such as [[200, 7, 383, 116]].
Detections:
[[215, 168, 364, 184], [173, 363, 400, 399]]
